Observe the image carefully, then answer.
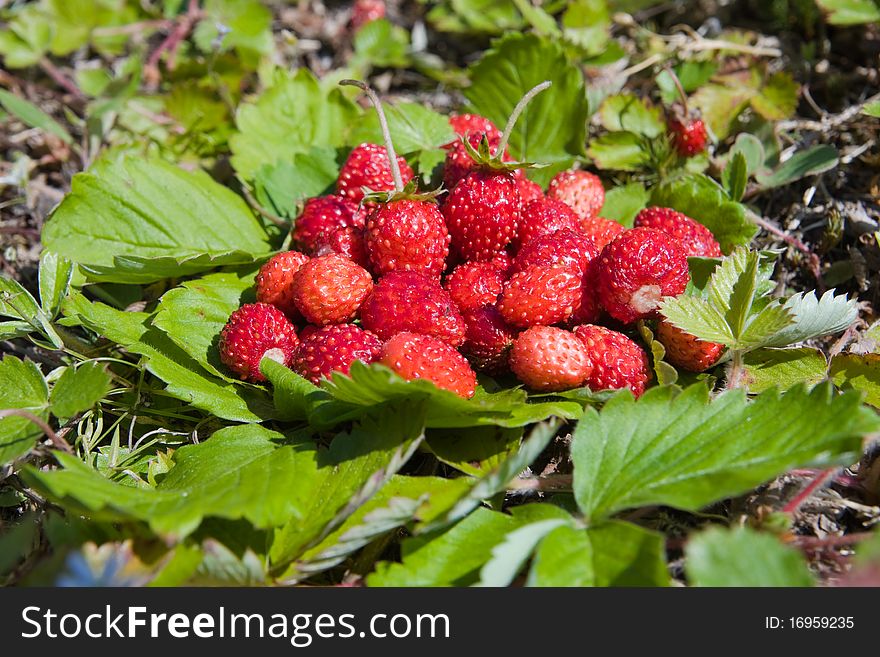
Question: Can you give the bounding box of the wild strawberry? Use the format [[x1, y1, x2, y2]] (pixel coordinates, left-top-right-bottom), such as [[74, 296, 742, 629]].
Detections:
[[365, 199, 450, 277], [219, 303, 298, 383], [594, 227, 689, 324], [255, 251, 310, 321], [292, 195, 365, 254], [291, 254, 373, 326], [668, 115, 708, 157], [515, 198, 582, 250], [548, 170, 605, 221], [380, 332, 477, 398], [489, 250, 514, 275], [351, 0, 385, 31], [448, 113, 501, 142], [516, 176, 544, 204], [292, 323, 383, 384], [444, 261, 506, 312], [460, 305, 517, 374], [498, 264, 582, 328], [655, 320, 723, 372], [578, 215, 626, 250], [512, 228, 599, 276], [634, 206, 721, 257], [336, 143, 414, 205], [443, 169, 521, 261], [313, 226, 370, 269], [509, 326, 591, 392], [573, 324, 652, 398], [360, 271, 466, 346], [568, 263, 603, 326]]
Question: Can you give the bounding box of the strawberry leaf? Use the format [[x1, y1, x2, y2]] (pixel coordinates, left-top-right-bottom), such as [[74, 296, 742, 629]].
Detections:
[[571, 383, 877, 520], [743, 348, 827, 393], [252, 147, 340, 218], [598, 94, 664, 138], [831, 353, 880, 408], [0, 356, 49, 466]]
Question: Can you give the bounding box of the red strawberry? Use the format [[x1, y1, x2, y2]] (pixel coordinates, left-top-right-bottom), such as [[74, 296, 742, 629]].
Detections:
[[489, 250, 514, 275], [292, 323, 383, 384], [515, 198, 582, 250], [668, 115, 708, 157], [443, 132, 511, 191], [460, 305, 517, 374], [364, 199, 450, 277], [573, 324, 652, 398], [360, 271, 466, 346], [313, 226, 370, 269], [444, 261, 506, 312], [351, 0, 385, 31], [594, 227, 689, 324], [336, 143, 414, 205], [380, 332, 477, 398], [634, 206, 721, 257], [498, 264, 582, 328], [255, 251, 310, 320], [655, 320, 723, 372], [578, 215, 626, 250], [448, 113, 501, 143], [512, 228, 599, 276], [516, 176, 544, 205], [219, 303, 298, 382], [291, 254, 373, 325], [509, 326, 591, 391], [292, 195, 365, 254], [568, 262, 603, 326], [443, 169, 521, 261], [548, 170, 605, 221]]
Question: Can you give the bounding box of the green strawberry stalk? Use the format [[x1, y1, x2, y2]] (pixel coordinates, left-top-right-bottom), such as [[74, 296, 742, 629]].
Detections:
[[494, 80, 551, 161]]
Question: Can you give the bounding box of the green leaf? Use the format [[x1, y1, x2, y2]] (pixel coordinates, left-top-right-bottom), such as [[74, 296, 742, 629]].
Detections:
[[649, 173, 758, 253], [478, 518, 571, 586], [0, 276, 63, 348], [656, 62, 717, 103], [63, 295, 273, 423], [49, 362, 111, 418], [638, 322, 679, 386], [0, 356, 49, 465], [426, 425, 524, 476], [571, 383, 877, 520], [831, 353, 880, 408], [598, 94, 664, 138], [761, 290, 857, 348], [465, 33, 590, 186], [352, 18, 410, 68], [815, 0, 880, 26], [686, 526, 814, 586], [599, 183, 649, 227], [561, 0, 610, 55], [863, 101, 880, 118], [660, 294, 734, 345], [253, 147, 339, 219], [690, 83, 753, 141], [153, 270, 256, 381], [755, 145, 839, 189], [24, 425, 322, 538], [0, 89, 72, 144], [750, 72, 799, 121], [728, 133, 765, 174], [743, 348, 827, 393], [260, 359, 323, 422], [38, 251, 73, 318], [230, 69, 360, 180], [723, 151, 748, 201], [193, 0, 273, 59], [587, 131, 647, 171], [43, 155, 272, 283]]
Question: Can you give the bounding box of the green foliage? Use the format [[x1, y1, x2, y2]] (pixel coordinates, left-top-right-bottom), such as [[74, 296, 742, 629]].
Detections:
[[49, 362, 111, 419], [599, 183, 649, 227], [815, 0, 880, 25], [0, 357, 49, 465], [0, 89, 73, 144]]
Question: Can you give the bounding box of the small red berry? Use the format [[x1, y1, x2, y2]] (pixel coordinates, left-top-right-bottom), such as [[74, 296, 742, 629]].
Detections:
[[516, 176, 544, 205], [573, 324, 652, 398], [515, 198, 582, 251], [444, 261, 506, 312], [460, 305, 517, 374], [568, 262, 603, 327], [447, 113, 501, 143], [578, 215, 626, 250], [336, 143, 414, 205], [219, 303, 298, 382], [364, 199, 450, 277], [313, 226, 370, 269], [498, 264, 582, 328], [509, 326, 591, 392], [512, 228, 599, 276], [594, 228, 689, 324], [255, 251, 310, 321], [655, 320, 723, 372], [548, 170, 605, 221], [668, 115, 708, 157], [380, 332, 477, 398], [360, 271, 466, 346], [292, 323, 383, 384], [291, 254, 373, 326], [351, 0, 385, 31], [292, 195, 365, 254], [634, 206, 721, 257]]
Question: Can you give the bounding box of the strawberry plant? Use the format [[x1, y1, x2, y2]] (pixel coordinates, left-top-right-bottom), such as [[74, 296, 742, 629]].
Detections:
[[2, 0, 880, 588]]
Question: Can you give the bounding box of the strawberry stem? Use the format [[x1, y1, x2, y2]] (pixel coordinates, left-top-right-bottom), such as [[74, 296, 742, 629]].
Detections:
[[663, 65, 689, 113], [494, 80, 552, 159], [340, 79, 404, 193]]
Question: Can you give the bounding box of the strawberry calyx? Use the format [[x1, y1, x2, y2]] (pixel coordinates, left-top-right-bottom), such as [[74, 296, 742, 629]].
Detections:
[[361, 179, 444, 205]]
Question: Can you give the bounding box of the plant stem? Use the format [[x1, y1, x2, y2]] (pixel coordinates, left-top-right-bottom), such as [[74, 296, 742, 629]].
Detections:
[[664, 64, 689, 112], [726, 349, 745, 390], [340, 79, 404, 192], [495, 81, 552, 158]]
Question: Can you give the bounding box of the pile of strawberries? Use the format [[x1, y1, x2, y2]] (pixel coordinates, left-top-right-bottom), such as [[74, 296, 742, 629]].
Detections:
[[219, 82, 722, 399]]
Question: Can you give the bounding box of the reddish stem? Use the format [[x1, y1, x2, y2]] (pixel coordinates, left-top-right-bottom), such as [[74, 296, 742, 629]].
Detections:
[[782, 467, 838, 514], [144, 0, 203, 88]]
